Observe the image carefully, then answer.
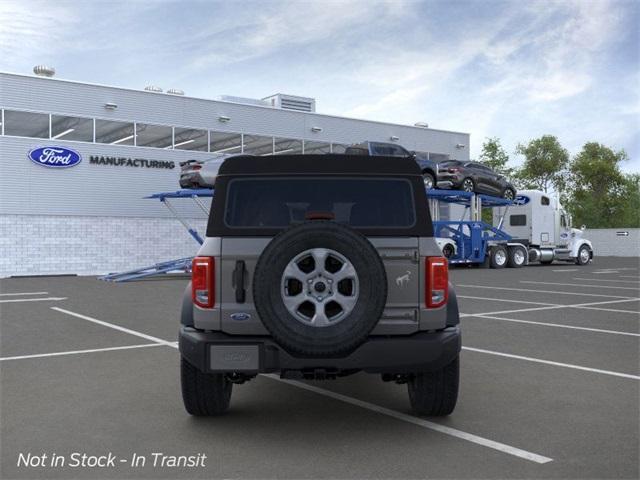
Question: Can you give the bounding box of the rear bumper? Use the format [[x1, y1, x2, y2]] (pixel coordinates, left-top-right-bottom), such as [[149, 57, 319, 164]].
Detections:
[[179, 326, 461, 375], [437, 174, 463, 188]]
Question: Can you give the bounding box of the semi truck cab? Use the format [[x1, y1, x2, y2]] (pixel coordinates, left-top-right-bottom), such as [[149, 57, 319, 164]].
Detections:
[[494, 190, 593, 265]]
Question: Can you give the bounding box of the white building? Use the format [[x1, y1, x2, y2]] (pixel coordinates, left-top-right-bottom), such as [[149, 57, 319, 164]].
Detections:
[[0, 70, 470, 277]]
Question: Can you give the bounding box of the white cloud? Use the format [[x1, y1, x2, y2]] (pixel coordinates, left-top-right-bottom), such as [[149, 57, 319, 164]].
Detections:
[[0, 0, 75, 66], [188, 0, 408, 70]]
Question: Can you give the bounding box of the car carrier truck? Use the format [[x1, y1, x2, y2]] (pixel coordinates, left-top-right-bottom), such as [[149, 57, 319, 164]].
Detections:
[[430, 189, 593, 267]]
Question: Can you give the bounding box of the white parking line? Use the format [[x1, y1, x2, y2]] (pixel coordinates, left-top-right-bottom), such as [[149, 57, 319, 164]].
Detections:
[[0, 343, 164, 362], [51, 307, 176, 347], [0, 297, 67, 303], [464, 314, 640, 337], [457, 298, 640, 317], [620, 275, 640, 279], [521, 281, 640, 291], [573, 278, 640, 284], [265, 374, 553, 464], [0, 291, 49, 296], [462, 347, 640, 380], [575, 305, 640, 315], [596, 268, 637, 271], [455, 284, 635, 299], [457, 295, 556, 306]]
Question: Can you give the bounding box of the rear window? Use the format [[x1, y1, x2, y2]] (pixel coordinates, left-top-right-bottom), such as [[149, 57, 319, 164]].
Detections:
[[224, 177, 416, 229]]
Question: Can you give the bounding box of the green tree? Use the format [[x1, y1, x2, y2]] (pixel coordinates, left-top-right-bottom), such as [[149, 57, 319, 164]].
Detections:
[[479, 137, 513, 177], [617, 174, 640, 228], [479, 137, 518, 224], [564, 142, 637, 228], [515, 135, 569, 193]]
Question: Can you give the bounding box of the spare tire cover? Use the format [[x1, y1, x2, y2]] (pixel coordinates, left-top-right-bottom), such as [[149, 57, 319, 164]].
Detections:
[[253, 221, 387, 357]]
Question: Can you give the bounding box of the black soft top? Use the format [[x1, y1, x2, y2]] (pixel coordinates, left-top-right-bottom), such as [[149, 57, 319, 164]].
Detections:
[[208, 154, 432, 237], [218, 154, 423, 176]]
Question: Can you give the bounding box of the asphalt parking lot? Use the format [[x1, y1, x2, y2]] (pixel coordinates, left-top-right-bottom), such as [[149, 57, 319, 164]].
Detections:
[[1, 257, 638, 479]]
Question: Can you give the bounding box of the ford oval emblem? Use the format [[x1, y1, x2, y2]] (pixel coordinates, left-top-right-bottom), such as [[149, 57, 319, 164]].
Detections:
[[28, 146, 82, 168], [513, 195, 530, 206], [230, 312, 251, 321]]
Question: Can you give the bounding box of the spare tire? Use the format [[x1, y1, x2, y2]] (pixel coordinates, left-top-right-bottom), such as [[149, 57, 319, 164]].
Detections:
[[253, 221, 387, 357]]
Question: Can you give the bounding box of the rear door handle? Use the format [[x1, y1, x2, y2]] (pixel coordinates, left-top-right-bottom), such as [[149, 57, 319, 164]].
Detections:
[[232, 260, 246, 303]]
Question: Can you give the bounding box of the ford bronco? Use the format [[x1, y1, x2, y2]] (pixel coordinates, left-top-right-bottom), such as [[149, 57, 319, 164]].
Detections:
[[179, 154, 461, 416]]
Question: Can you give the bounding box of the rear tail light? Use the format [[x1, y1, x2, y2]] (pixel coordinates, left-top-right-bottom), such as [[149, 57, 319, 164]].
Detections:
[[426, 257, 448, 308], [192, 257, 215, 308]]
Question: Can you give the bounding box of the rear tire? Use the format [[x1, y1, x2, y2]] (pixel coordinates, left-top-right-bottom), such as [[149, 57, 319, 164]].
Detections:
[[490, 245, 508, 269], [503, 188, 515, 201], [507, 246, 526, 268], [408, 356, 459, 416], [422, 172, 435, 190], [181, 357, 232, 416], [253, 221, 387, 357], [461, 178, 475, 193]]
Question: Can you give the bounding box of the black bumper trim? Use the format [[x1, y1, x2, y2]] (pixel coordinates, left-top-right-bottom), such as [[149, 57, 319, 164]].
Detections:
[[179, 326, 461, 374]]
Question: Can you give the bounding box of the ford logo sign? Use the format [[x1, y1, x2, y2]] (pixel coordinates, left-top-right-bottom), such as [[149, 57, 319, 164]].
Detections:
[[28, 146, 82, 168], [513, 195, 530, 206], [230, 312, 251, 321]]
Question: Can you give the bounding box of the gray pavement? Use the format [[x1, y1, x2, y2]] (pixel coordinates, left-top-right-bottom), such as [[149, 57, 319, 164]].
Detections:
[[1, 257, 638, 479]]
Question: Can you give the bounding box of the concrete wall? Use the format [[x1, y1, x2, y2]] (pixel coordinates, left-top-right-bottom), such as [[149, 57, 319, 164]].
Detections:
[[585, 228, 640, 257]]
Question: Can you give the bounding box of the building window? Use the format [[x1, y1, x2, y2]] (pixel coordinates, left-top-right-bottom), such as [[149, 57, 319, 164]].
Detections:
[[3, 110, 49, 138], [243, 134, 274, 155], [331, 143, 348, 153], [136, 123, 173, 148], [303, 141, 331, 154], [274, 137, 303, 155], [51, 114, 93, 142], [95, 119, 135, 145], [210, 131, 242, 154], [173, 127, 208, 151]]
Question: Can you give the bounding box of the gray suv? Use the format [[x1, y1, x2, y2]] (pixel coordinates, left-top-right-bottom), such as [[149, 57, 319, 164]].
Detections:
[[179, 154, 461, 416]]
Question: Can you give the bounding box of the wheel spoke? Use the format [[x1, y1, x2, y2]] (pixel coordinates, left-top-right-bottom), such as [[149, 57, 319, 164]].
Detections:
[[332, 262, 357, 282], [334, 292, 358, 312], [310, 306, 331, 327], [311, 248, 329, 273], [282, 293, 307, 311], [283, 262, 307, 283]]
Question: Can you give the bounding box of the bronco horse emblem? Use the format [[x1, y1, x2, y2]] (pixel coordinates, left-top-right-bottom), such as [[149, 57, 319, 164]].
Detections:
[[395, 270, 411, 287]]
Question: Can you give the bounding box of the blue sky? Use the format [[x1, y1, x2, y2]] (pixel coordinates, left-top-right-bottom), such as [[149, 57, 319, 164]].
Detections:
[[1, 0, 638, 171]]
